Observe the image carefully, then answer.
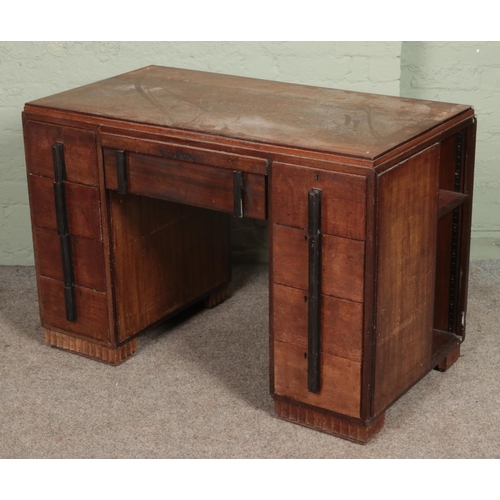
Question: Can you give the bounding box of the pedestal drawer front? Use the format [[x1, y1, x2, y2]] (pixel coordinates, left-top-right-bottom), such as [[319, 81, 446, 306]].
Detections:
[[103, 148, 267, 220], [273, 284, 363, 362], [34, 227, 106, 292], [272, 162, 366, 240], [28, 174, 102, 241], [274, 341, 361, 418], [272, 224, 365, 303], [24, 120, 98, 186], [38, 277, 109, 342]]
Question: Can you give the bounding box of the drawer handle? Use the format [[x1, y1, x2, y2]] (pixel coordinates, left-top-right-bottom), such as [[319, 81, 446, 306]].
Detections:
[[308, 188, 322, 393], [52, 143, 77, 321], [233, 171, 244, 218], [116, 150, 128, 195]]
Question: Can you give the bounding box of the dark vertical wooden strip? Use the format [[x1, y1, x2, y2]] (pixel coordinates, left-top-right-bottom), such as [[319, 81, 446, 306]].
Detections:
[[447, 130, 465, 333], [233, 171, 244, 218], [63, 285, 77, 321], [52, 142, 65, 183], [53, 183, 68, 236], [59, 234, 75, 287], [116, 150, 128, 195], [52, 142, 76, 322], [308, 188, 322, 393]]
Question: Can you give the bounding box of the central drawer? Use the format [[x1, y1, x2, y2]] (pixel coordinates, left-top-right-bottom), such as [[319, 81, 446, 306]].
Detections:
[[103, 148, 267, 220]]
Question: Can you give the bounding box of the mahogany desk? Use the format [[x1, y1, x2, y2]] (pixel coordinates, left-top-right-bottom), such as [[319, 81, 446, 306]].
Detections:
[[22, 66, 476, 443]]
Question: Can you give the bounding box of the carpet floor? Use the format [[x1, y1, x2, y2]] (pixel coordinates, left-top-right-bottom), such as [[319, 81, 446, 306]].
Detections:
[[1, 261, 499, 458]]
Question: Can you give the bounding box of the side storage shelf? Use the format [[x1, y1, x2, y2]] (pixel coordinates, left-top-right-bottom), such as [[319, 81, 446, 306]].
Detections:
[[437, 190, 468, 218], [432, 123, 476, 367]]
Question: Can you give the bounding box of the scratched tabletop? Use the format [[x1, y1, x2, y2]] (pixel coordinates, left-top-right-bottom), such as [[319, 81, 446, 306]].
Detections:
[[26, 65, 472, 160]]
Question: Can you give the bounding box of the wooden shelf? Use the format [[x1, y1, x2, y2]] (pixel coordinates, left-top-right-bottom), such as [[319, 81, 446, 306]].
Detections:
[[438, 189, 468, 218], [431, 328, 462, 367]]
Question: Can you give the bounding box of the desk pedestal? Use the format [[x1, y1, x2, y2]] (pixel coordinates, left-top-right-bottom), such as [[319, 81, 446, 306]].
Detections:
[[25, 119, 231, 365]]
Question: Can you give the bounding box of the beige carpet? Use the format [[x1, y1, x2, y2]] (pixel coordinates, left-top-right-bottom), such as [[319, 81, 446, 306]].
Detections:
[[1, 261, 499, 458]]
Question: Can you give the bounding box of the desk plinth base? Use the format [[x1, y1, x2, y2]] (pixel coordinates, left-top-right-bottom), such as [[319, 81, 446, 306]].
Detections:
[[274, 399, 385, 444], [44, 329, 137, 366]]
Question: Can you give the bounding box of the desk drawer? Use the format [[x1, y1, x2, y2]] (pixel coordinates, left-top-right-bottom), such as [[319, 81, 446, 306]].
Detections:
[[38, 276, 109, 342], [103, 148, 267, 220], [34, 227, 106, 292], [273, 284, 363, 362], [274, 341, 361, 418], [28, 174, 102, 241], [272, 162, 366, 241], [24, 120, 99, 186], [272, 224, 365, 303]]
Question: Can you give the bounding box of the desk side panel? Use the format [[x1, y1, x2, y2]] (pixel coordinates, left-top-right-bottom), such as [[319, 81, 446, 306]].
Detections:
[[372, 145, 439, 416]]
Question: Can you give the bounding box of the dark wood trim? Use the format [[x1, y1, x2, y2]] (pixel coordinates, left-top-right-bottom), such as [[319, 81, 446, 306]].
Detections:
[[52, 142, 76, 321], [116, 150, 128, 194], [233, 171, 244, 218], [447, 129, 466, 333], [307, 189, 322, 393]]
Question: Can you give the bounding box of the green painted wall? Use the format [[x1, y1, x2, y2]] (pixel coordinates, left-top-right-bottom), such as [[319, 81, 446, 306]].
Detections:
[[1, 41, 498, 264], [0, 41, 401, 265], [401, 41, 500, 259]]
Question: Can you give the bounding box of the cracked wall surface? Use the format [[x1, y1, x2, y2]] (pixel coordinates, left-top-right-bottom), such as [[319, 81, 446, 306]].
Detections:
[[0, 41, 402, 265]]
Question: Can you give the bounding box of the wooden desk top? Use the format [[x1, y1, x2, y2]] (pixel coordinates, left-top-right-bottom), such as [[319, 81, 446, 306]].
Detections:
[[26, 65, 473, 160]]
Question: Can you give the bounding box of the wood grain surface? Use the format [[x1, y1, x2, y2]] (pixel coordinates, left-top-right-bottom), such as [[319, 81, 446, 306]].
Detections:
[[101, 134, 268, 175], [110, 193, 230, 341], [26, 65, 472, 159], [273, 283, 363, 362], [34, 226, 106, 292], [44, 329, 136, 365], [104, 149, 267, 220], [274, 341, 361, 418], [38, 277, 109, 341], [21, 67, 477, 442], [272, 162, 366, 240], [272, 224, 365, 302], [24, 120, 99, 186], [373, 145, 439, 415], [275, 399, 385, 444], [28, 174, 102, 241]]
